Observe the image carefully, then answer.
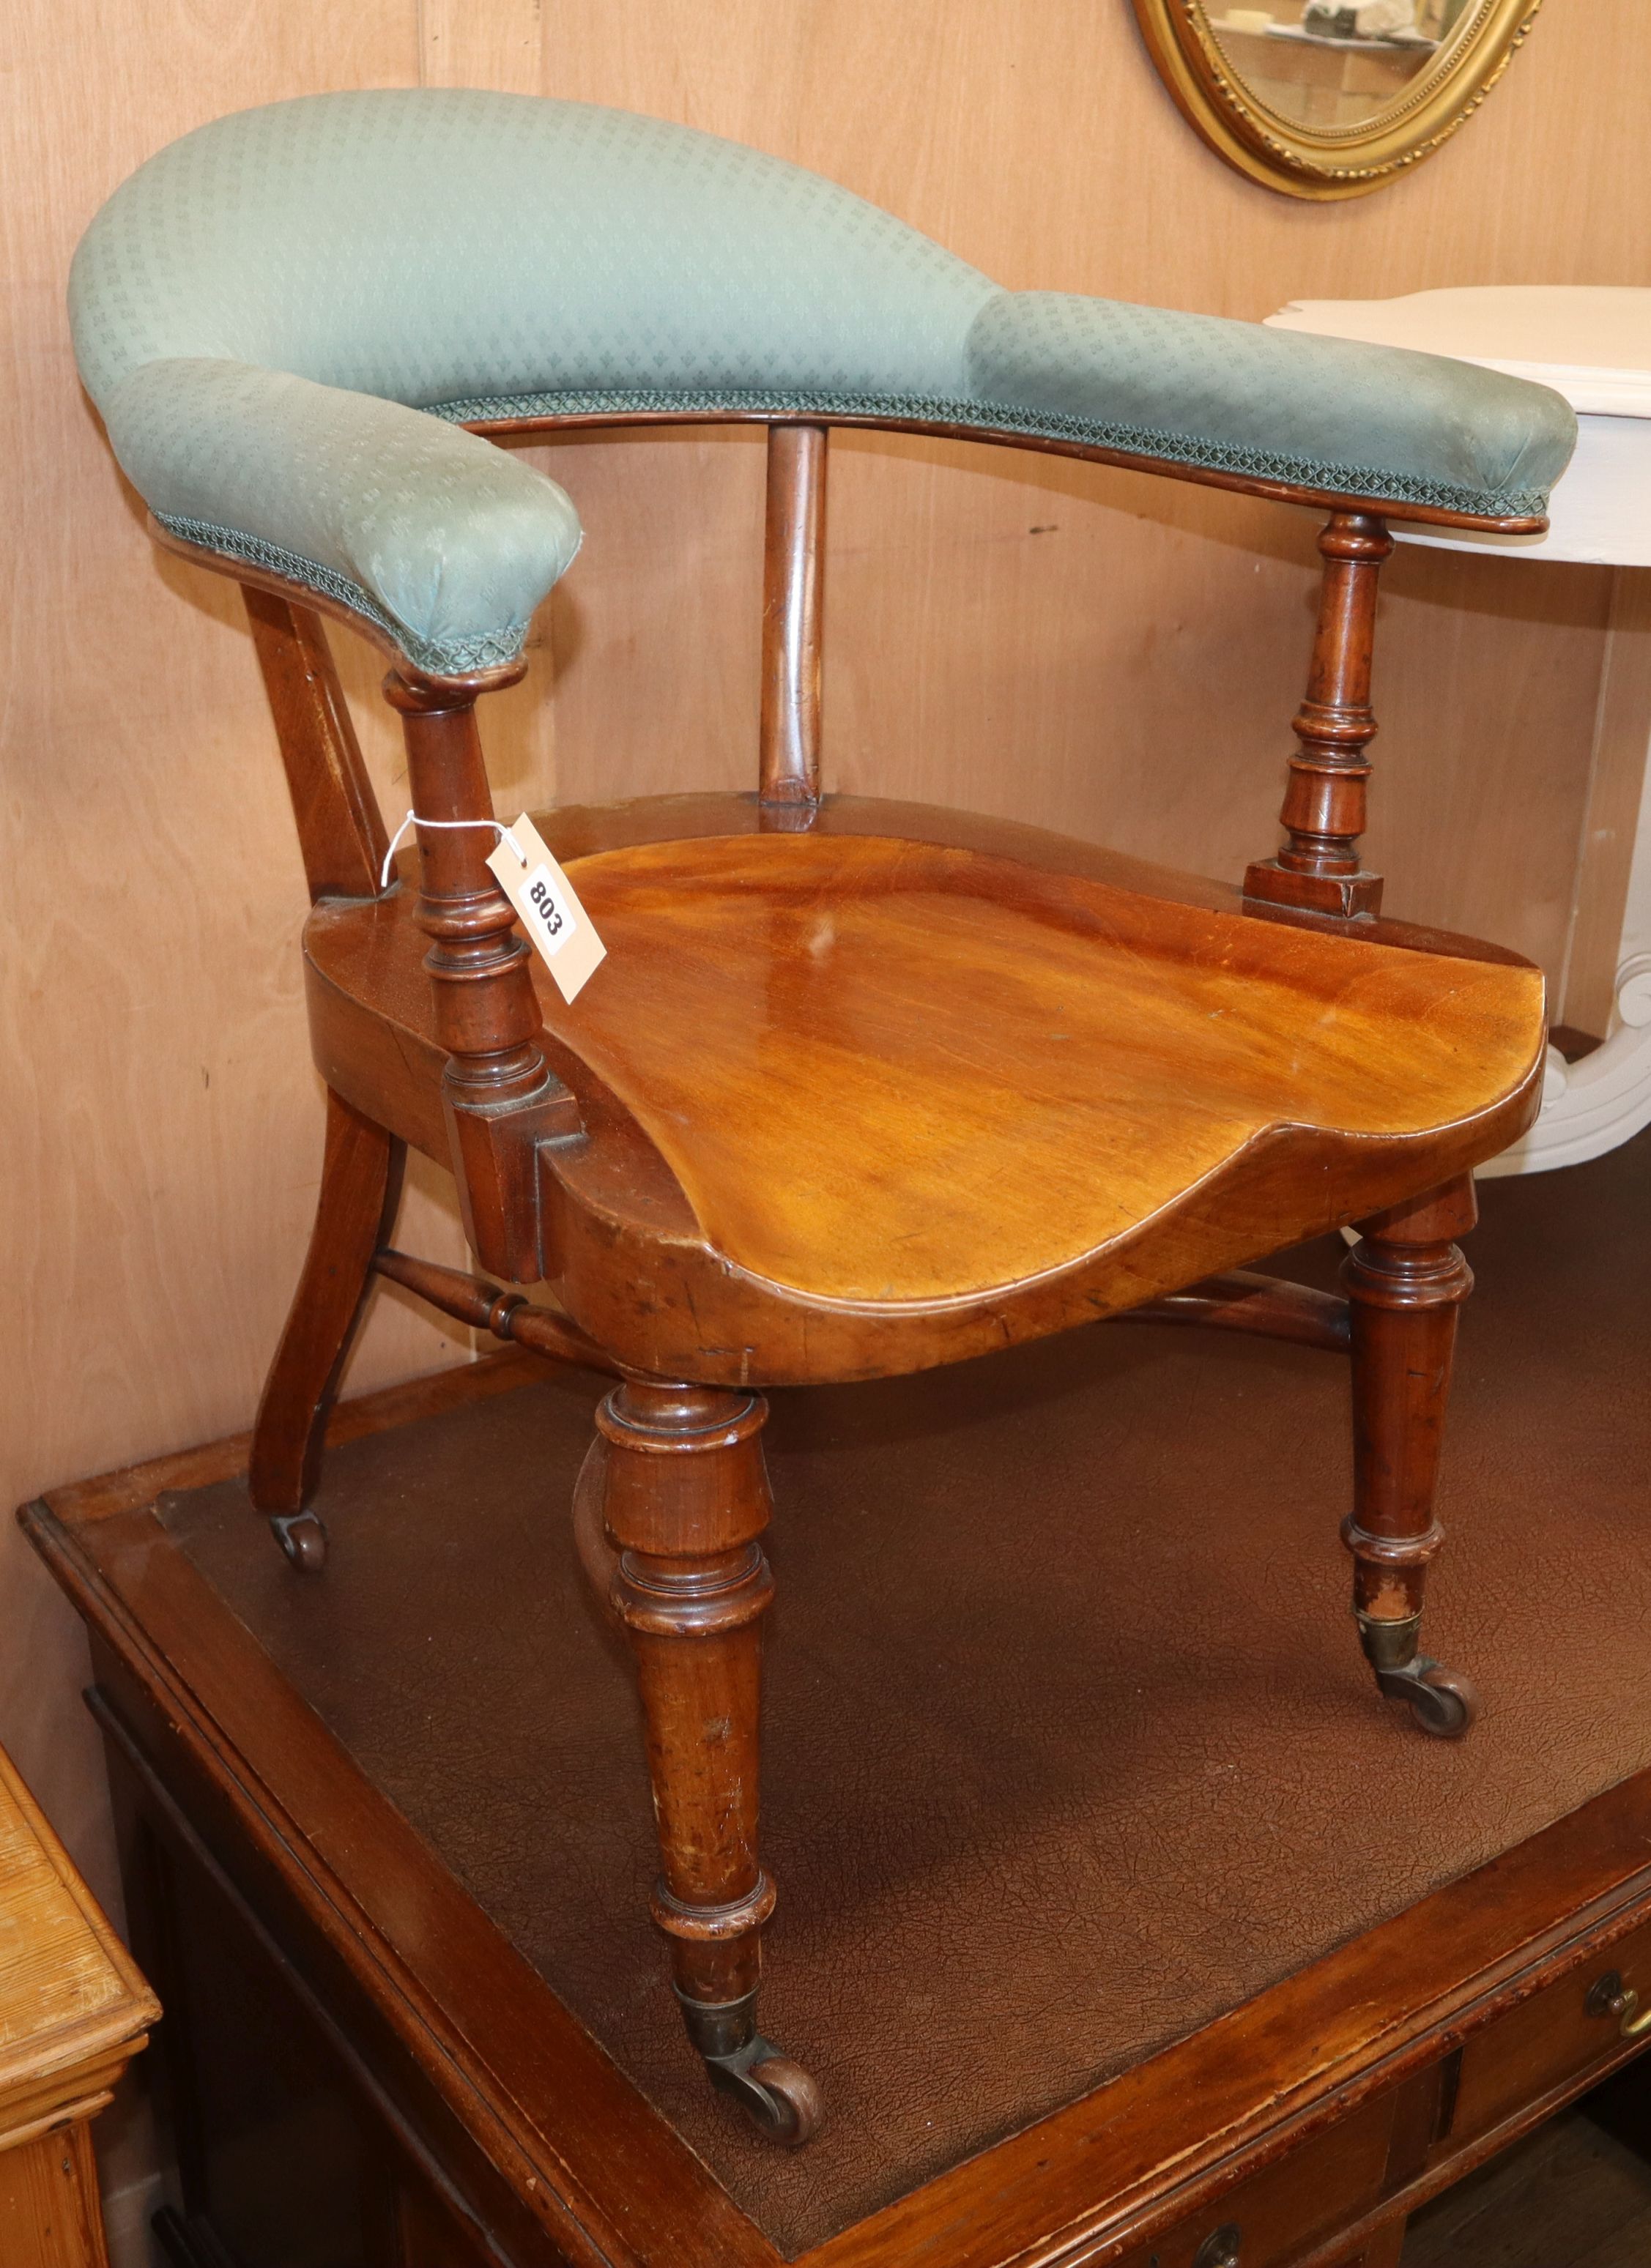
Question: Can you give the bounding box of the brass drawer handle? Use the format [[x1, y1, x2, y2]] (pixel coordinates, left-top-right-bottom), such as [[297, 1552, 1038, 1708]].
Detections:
[[1587, 1969, 1651, 2039], [1192, 2228, 1242, 2268]]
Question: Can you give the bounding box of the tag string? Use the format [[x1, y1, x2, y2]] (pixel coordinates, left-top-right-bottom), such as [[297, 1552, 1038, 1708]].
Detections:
[[380, 810, 525, 891]]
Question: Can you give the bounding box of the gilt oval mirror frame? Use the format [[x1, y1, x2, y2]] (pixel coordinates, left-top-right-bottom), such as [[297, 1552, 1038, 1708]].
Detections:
[[1132, 0, 1545, 200]]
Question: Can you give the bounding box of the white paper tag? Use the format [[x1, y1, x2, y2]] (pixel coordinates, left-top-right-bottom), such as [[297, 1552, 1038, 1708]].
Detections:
[[486, 814, 606, 1004]]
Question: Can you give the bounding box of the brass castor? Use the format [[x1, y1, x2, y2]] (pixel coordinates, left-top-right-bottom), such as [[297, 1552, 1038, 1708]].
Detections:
[[1358, 1613, 1477, 1739], [706, 2039, 824, 2144], [270, 1509, 328, 1573], [678, 1989, 823, 2145], [1375, 1657, 1479, 1739]]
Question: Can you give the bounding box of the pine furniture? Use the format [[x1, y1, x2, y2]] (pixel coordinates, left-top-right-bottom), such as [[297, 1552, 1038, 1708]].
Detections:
[[0, 1741, 157, 2268], [67, 88, 1577, 2139]]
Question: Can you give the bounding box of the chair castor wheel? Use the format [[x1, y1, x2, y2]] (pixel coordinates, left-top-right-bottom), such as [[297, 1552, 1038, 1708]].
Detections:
[[705, 2036, 824, 2145], [1376, 1657, 1479, 1739], [269, 1509, 328, 1574]]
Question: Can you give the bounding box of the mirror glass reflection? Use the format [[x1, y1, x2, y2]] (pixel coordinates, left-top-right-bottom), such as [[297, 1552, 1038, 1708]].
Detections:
[[1203, 0, 1474, 130]]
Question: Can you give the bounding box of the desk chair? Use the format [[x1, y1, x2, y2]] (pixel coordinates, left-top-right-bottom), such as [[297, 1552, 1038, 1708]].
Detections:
[[70, 90, 1574, 2144]]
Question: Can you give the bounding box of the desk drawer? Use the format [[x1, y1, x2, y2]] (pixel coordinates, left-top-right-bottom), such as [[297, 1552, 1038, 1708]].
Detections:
[[1118, 2096, 1392, 2268], [1450, 1915, 1651, 2146]]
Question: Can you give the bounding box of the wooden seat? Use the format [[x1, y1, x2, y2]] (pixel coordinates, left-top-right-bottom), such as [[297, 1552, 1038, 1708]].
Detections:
[[306, 792, 1542, 1380], [543, 826, 1540, 1303]]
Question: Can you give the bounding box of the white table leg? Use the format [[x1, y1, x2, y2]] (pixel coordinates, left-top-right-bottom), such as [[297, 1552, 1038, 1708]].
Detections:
[[1483, 602, 1651, 1175]]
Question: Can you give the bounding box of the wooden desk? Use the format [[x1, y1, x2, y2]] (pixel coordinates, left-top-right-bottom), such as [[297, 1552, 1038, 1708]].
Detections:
[[0, 1744, 157, 2268], [18, 1127, 1651, 2268]]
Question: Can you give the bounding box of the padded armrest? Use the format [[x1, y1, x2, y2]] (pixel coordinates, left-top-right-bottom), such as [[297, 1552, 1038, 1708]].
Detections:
[[103, 359, 582, 677], [965, 294, 1578, 524], [70, 92, 1580, 681]]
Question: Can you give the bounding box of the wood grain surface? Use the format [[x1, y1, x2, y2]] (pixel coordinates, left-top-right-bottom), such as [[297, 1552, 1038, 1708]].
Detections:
[[0, 1754, 153, 2130], [302, 789, 1544, 1378], [1401, 2072, 1651, 2267], [0, 1740, 155, 2165], [0, 2124, 111, 2268], [546, 830, 1540, 1302]]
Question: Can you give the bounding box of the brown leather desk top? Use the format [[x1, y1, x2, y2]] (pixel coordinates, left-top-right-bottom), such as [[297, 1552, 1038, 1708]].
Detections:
[[124, 1126, 1651, 2251]]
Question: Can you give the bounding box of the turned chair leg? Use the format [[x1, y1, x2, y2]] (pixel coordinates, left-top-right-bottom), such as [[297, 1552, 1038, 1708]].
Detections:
[[250, 1090, 405, 1572], [1340, 1176, 1480, 1739], [592, 1380, 821, 2144]]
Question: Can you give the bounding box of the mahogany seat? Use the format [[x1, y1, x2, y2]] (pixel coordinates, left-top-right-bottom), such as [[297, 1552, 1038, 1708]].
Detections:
[[70, 89, 1576, 2150], [308, 793, 1543, 1383]]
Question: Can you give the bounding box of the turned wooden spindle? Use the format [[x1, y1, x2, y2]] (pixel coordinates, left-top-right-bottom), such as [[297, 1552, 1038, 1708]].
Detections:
[[758, 423, 826, 817], [596, 1380, 820, 2143], [1245, 510, 1394, 921], [1340, 1175, 1479, 1738], [384, 671, 577, 1282], [370, 1246, 622, 1376]]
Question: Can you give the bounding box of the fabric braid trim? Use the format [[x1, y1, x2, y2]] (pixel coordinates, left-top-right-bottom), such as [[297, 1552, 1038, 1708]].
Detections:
[[430, 387, 1551, 521], [153, 514, 533, 674], [157, 382, 1547, 672]]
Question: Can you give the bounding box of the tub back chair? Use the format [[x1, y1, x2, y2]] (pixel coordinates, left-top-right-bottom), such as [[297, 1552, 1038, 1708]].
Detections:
[[70, 89, 1575, 2142]]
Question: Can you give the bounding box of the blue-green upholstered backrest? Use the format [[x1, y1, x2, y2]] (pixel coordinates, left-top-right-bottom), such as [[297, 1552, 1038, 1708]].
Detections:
[[70, 89, 1577, 677], [71, 92, 997, 417]]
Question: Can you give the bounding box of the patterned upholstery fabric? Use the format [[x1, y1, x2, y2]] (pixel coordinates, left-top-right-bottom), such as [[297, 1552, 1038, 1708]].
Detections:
[[965, 295, 1573, 526], [70, 89, 1577, 677]]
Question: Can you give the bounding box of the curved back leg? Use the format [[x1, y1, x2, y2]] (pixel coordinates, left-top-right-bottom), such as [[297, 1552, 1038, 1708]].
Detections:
[[251, 1090, 406, 1570], [240, 589, 404, 1569]]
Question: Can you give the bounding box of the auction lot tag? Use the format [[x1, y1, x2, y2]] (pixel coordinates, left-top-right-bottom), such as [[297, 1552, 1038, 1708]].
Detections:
[[486, 813, 606, 1003]]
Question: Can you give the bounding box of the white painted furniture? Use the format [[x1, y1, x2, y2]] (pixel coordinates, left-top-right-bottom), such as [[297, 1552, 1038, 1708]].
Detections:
[[1267, 286, 1651, 1175]]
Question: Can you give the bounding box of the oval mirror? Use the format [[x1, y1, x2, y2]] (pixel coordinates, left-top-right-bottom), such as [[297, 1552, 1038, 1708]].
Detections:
[[1132, 0, 1545, 199]]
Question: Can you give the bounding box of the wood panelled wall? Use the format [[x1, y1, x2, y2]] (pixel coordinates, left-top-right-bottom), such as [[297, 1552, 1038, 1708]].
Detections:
[[1, 0, 1643, 1937]]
